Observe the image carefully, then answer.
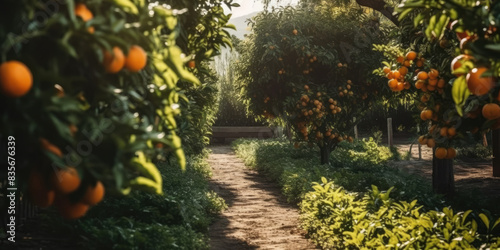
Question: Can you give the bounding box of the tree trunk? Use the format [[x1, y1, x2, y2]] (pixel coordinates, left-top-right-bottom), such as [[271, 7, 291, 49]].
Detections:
[[320, 145, 330, 165], [432, 153, 454, 196], [493, 129, 500, 177]]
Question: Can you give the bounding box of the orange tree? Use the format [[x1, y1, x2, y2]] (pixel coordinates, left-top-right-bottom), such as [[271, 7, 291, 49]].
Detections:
[[396, 0, 500, 177], [0, 0, 234, 219], [374, 0, 500, 194], [237, 4, 390, 165]]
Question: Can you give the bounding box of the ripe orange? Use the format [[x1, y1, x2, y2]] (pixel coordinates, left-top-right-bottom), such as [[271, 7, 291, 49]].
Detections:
[[418, 135, 426, 145], [427, 85, 436, 91], [188, 60, 196, 69], [426, 138, 436, 148], [388, 79, 398, 89], [406, 51, 417, 60], [392, 70, 401, 79], [28, 171, 55, 208], [82, 181, 105, 205], [421, 94, 429, 103], [39, 138, 63, 158], [467, 67, 494, 96], [55, 196, 89, 219], [417, 71, 429, 80], [422, 109, 433, 120], [124, 45, 147, 72], [428, 69, 439, 79], [435, 147, 448, 159], [292, 29, 298, 35], [428, 78, 438, 86], [403, 60, 411, 67], [0, 61, 33, 97], [416, 60, 424, 67], [103, 47, 125, 73], [440, 127, 448, 137], [51, 167, 81, 194], [415, 80, 425, 89], [304, 85, 309, 90], [446, 148, 457, 159], [482, 103, 500, 120], [395, 81, 405, 91], [383, 67, 391, 74], [75, 3, 93, 21], [437, 79, 446, 88], [397, 56, 405, 63], [399, 66, 408, 75], [447, 127, 457, 137]]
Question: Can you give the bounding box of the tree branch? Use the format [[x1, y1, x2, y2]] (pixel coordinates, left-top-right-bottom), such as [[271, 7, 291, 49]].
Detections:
[[355, 0, 399, 26]]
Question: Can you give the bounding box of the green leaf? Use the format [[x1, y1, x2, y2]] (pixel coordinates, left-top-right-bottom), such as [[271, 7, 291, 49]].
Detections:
[[479, 213, 490, 229]]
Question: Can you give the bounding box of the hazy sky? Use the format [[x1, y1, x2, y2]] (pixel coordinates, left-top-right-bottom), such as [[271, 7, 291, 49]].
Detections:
[[224, 0, 298, 18]]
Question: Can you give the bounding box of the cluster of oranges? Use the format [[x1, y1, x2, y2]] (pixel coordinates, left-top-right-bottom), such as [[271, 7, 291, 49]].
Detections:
[[338, 80, 354, 97], [28, 139, 105, 219], [434, 147, 457, 159], [415, 69, 446, 93], [383, 51, 417, 92]]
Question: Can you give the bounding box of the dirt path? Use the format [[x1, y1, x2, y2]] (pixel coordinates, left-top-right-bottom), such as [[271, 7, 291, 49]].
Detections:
[[208, 145, 315, 250]]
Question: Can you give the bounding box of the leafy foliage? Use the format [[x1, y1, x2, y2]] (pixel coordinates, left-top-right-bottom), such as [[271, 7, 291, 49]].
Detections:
[[301, 179, 500, 249]]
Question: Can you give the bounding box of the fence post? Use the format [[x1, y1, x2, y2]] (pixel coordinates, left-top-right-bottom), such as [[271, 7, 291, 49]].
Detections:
[[353, 117, 358, 139], [417, 124, 422, 160], [387, 118, 393, 147]]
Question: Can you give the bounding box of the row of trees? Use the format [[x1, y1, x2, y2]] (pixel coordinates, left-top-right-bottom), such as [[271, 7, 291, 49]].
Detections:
[[0, 0, 236, 219], [240, 0, 500, 195]]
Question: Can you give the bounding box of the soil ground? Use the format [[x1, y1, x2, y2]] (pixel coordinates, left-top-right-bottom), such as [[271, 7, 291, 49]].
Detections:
[[208, 145, 316, 250]]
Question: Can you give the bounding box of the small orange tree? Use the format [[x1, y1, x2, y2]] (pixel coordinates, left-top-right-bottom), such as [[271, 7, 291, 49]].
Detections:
[[238, 4, 389, 164], [0, 0, 234, 219]]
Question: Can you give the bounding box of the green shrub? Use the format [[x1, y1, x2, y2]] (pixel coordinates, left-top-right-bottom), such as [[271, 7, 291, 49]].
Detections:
[[456, 143, 492, 161], [301, 178, 500, 249], [39, 153, 226, 249]]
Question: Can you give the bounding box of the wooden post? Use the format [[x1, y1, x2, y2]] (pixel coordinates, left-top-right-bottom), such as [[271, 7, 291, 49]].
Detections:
[[493, 129, 500, 177], [483, 133, 488, 147], [353, 117, 358, 139], [432, 150, 455, 196], [417, 124, 422, 160], [387, 118, 393, 147]]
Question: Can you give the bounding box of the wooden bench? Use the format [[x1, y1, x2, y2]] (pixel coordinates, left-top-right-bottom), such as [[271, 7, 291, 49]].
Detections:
[[211, 126, 275, 143]]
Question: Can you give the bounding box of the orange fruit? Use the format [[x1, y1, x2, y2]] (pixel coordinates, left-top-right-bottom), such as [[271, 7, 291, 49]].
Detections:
[[399, 66, 408, 75], [420, 110, 427, 120], [404, 81, 411, 89], [51, 167, 81, 194], [423, 109, 433, 120], [417, 71, 429, 80], [392, 70, 401, 79], [406, 51, 417, 60], [446, 148, 457, 159], [415, 80, 425, 89], [440, 127, 448, 137], [396, 56, 405, 63], [0, 61, 33, 97], [428, 78, 438, 86], [447, 127, 457, 137], [124, 45, 147, 72], [416, 60, 424, 67], [188, 60, 196, 69], [435, 147, 448, 159], [395, 81, 405, 91], [39, 138, 63, 158], [82, 181, 105, 205], [75, 3, 93, 21], [403, 60, 411, 67], [103, 47, 125, 73], [55, 196, 89, 219], [292, 29, 298, 35], [427, 85, 436, 91], [383, 67, 391, 74], [437, 79, 446, 88], [388, 79, 398, 89], [428, 69, 439, 79], [467, 67, 494, 96], [304, 85, 309, 90], [421, 94, 429, 102], [426, 138, 436, 148], [28, 171, 55, 208], [482, 103, 500, 120]]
